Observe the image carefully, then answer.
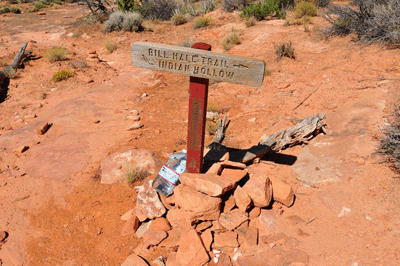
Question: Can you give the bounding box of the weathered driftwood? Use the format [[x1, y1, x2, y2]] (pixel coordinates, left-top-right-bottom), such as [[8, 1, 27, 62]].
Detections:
[[0, 43, 28, 100], [211, 113, 228, 144], [206, 113, 326, 164]]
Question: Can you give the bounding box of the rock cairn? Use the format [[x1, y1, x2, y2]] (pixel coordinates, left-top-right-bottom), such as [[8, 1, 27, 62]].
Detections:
[[120, 155, 308, 266]]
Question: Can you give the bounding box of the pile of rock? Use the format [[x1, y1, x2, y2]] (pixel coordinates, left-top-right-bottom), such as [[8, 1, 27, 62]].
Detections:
[[120, 156, 308, 266]]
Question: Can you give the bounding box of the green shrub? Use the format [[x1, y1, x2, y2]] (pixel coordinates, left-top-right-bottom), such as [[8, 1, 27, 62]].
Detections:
[[240, 0, 285, 21], [193, 16, 212, 28], [2, 6, 10, 13], [34, 1, 45, 9], [104, 11, 143, 32], [116, 0, 140, 12], [105, 39, 117, 53], [294, 1, 317, 18], [52, 69, 73, 82], [126, 167, 149, 186], [222, 28, 242, 50], [245, 16, 257, 27], [275, 41, 295, 60], [46, 47, 69, 63], [172, 9, 188, 25], [10, 7, 21, 13]]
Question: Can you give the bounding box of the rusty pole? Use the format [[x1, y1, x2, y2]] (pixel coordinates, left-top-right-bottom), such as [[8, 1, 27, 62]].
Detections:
[[186, 42, 212, 173]]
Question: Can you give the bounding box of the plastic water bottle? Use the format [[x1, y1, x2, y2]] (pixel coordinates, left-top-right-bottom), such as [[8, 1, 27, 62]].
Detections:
[[152, 149, 186, 197]]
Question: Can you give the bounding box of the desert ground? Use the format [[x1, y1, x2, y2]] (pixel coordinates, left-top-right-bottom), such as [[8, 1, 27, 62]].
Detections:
[[0, 1, 399, 265]]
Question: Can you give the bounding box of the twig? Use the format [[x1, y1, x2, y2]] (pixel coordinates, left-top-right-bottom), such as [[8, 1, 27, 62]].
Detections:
[[293, 87, 319, 111], [305, 216, 316, 224], [13, 195, 30, 201]]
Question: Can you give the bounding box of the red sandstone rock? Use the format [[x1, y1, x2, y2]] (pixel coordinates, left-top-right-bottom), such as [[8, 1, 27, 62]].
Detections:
[[201, 229, 213, 251], [174, 184, 221, 221], [142, 230, 168, 248], [220, 168, 248, 183], [219, 209, 248, 231], [213, 231, 238, 251], [216, 253, 233, 266], [176, 229, 210, 266], [159, 227, 184, 251], [195, 221, 213, 232], [149, 217, 171, 232], [100, 149, 162, 184], [166, 207, 193, 229], [121, 207, 147, 222], [36, 122, 51, 135], [136, 180, 166, 219], [237, 226, 258, 246], [242, 172, 272, 207], [248, 207, 261, 220], [166, 253, 181, 266], [121, 254, 149, 266], [179, 172, 237, 197], [269, 176, 295, 207], [121, 216, 140, 236], [206, 162, 223, 175], [234, 186, 252, 212], [220, 160, 246, 169], [223, 194, 236, 212]]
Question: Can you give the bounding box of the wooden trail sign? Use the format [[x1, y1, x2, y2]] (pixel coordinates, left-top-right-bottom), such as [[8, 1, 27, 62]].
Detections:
[[131, 42, 266, 173], [131, 42, 265, 87]]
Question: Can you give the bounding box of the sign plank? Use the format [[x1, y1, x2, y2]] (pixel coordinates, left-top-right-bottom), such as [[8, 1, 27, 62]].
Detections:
[[131, 42, 265, 87]]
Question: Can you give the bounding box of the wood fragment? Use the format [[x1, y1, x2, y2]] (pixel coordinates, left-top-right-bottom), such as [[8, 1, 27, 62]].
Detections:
[[212, 113, 228, 144], [293, 87, 319, 111], [207, 113, 326, 164], [305, 216, 316, 224]]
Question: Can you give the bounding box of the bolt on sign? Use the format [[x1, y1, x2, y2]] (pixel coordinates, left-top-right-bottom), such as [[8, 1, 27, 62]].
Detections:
[[131, 42, 266, 173]]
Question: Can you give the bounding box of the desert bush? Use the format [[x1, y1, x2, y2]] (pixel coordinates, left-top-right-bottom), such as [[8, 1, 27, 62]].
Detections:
[[223, 0, 251, 12], [275, 41, 295, 60], [69, 60, 88, 69], [104, 11, 142, 32], [324, 0, 400, 45], [294, 1, 317, 18], [315, 0, 330, 8], [133, 0, 177, 20], [105, 39, 117, 53], [52, 69, 73, 82], [172, 9, 188, 25], [1, 6, 10, 13], [200, 0, 218, 14], [378, 105, 400, 174], [116, 0, 139, 12], [126, 167, 149, 185], [10, 7, 21, 13], [222, 28, 242, 50], [178, 39, 195, 47], [245, 16, 257, 27], [46, 46, 69, 63], [193, 16, 212, 28], [240, 0, 285, 21], [34, 1, 46, 9]]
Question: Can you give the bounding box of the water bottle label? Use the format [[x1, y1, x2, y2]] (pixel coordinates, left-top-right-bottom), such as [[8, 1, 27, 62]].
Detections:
[[175, 159, 186, 174], [159, 165, 179, 185]]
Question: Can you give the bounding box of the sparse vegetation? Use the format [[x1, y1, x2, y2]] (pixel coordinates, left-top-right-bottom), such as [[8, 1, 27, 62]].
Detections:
[[104, 11, 143, 32], [222, 28, 242, 50], [240, 0, 285, 21], [324, 0, 400, 45], [126, 166, 149, 186], [45, 47, 69, 63], [275, 41, 295, 60], [172, 9, 188, 25], [52, 69, 74, 82], [245, 16, 257, 27], [223, 0, 250, 12], [178, 39, 195, 47], [315, 0, 330, 8], [105, 39, 118, 53], [193, 16, 212, 28], [378, 105, 400, 175], [207, 102, 220, 113], [200, 0, 218, 14], [128, 0, 178, 20], [40, 92, 47, 100], [206, 119, 219, 135], [294, 0, 317, 18], [10, 7, 21, 13], [2, 67, 17, 79], [1, 6, 10, 13], [69, 60, 88, 69]]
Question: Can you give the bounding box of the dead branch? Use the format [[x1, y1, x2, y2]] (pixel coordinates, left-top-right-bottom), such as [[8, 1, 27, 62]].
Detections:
[[211, 113, 228, 144], [206, 113, 326, 164]]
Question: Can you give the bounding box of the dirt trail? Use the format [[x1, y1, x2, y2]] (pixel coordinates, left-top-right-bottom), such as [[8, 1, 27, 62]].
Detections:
[[0, 3, 399, 266]]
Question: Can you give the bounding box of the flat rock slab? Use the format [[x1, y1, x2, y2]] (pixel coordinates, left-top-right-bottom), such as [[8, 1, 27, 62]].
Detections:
[[179, 172, 237, 197], [174, 184, 222, 221], [100, 149, 162, 184], [176, 229, 210, 266], [219, 209, 248, 231], [136, 180, 167, 219], [121, 254, 149, 266]]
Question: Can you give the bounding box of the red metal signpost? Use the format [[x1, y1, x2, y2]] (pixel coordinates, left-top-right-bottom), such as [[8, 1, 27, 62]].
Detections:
[[186, 43, 212, 173]]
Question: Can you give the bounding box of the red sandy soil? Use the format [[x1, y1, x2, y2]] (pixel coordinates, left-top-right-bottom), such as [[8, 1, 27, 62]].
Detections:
[[0, 2, 399, 266]]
